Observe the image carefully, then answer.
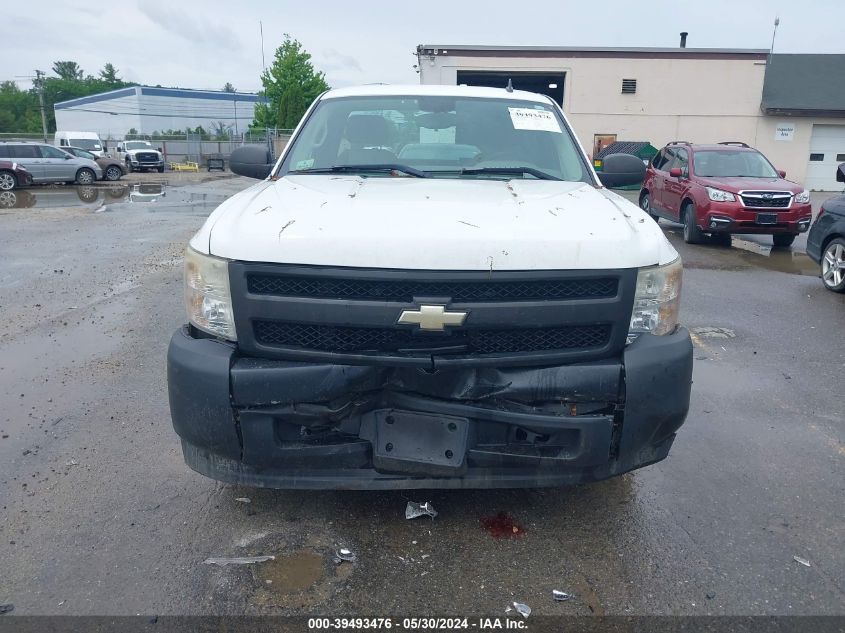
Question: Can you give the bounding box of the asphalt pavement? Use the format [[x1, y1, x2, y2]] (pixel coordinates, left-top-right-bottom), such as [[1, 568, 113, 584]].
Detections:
[[0, 180, 842, 617]]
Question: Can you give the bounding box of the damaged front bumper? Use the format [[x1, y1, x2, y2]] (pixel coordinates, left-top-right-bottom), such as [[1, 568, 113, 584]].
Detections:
[[167, 326, 693, 489]]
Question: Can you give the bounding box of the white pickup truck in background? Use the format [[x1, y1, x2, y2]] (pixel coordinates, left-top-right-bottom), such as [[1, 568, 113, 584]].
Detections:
[[115, 139, 164, 173]]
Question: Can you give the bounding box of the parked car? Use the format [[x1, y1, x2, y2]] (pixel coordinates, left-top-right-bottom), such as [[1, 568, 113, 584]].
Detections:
[[167, 84, 693, 490], [640, 141, 813, 247], [62, 146, 125, 181], [806, 163, 845, 293], [0, 160, 33, 190], [115, 140, 165, 173], [55, 131, 104, 157], [0, 141, 102, 185]]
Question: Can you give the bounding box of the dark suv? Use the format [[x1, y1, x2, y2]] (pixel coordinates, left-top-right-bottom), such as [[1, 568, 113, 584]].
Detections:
[[640, 142, 812, 247]]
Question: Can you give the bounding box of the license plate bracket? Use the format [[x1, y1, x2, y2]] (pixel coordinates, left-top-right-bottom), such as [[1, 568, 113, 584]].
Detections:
[[756, 212, 778, 225], [372, 410, 468, 476]]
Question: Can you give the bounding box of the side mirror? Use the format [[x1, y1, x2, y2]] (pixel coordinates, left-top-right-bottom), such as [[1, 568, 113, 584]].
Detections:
[[837, 163, 845, 183], [597, 154, 647, 188], [669, 167, 683, 178], [230, 145, 274, 180], [778, 170, 787, 178], [157, 147, 163, 153], [65, 155, 72, 160]]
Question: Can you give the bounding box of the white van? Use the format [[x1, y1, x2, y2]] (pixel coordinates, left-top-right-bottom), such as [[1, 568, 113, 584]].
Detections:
[[55, 131, 104, 157]]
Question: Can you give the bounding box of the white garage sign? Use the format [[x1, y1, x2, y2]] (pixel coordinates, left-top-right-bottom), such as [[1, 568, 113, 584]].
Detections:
[[775, 123, 795, 141]]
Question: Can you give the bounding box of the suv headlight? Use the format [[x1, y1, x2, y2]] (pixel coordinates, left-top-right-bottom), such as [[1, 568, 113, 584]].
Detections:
[[706, 187, 735, 202], [794, 190, 810, 204], [184, 247, 237, 340], [628, 257, 683, 341]]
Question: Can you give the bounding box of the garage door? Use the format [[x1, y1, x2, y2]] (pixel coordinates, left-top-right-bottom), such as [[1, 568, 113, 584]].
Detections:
[[805, 125, 845, 191]]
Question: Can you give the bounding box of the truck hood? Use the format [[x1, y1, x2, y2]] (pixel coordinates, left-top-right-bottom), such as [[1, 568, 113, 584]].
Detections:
[[695, 176, 802, 194], [194, 176, 678, 270]]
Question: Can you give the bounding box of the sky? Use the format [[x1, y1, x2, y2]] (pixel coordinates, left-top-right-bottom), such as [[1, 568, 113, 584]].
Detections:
[[4, 0, 844, 93]]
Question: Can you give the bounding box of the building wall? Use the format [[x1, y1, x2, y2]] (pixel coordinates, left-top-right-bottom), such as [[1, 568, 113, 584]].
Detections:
[[420, 53, 829, 186], [55, 88, 259, 141]]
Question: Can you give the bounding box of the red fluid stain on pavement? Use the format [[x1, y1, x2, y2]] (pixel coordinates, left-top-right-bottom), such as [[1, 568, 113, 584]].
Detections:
[[480, 512, 525, 538]]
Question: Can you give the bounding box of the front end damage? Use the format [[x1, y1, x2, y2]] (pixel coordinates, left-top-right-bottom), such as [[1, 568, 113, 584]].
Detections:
[[167, 325, 692, 489]]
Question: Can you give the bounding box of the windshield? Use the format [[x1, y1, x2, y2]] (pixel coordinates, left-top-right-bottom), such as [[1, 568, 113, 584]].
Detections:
[[693, 150, 778, 178], [281, 95, 590, 182], [70, 139, 101, 151], [125, 141, 153, 150]]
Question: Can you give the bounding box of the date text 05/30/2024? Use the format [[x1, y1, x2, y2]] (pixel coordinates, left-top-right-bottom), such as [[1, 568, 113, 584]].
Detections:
[[308, 617, 527, 630]]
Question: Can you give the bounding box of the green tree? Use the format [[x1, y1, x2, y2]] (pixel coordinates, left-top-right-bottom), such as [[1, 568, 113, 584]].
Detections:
[[99, 63, 121, 85], [252, 35, 329, 130], [222, 82, 236, 93], [52, 61, 84, 81], [0, 81, 41, 133]]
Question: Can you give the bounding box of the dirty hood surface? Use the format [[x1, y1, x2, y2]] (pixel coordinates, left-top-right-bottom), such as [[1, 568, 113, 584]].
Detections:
[[197, 176, 677, 270]]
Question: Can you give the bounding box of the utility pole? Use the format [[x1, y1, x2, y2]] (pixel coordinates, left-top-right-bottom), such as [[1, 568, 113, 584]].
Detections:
[[768, 17, 780, 65], [233, 90, 239, 138], [34, 69, 48, 141]]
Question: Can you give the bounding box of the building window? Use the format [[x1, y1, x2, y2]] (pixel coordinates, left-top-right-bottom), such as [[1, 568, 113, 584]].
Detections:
[[837, 154, 845, 162], [809, 153, 824, 161], [621, 79, 637, 94]]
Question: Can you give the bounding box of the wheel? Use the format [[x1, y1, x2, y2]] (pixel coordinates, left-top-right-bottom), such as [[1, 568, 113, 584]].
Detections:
[[640, 192, 659, 223], [821, 238, 845, 293], [75, 168, 95, 185], [0, 170, 16, 191], [157, 166, 165, 173], [682, 202, 703, 244], [772, 233, 797, 248], [104, 165, 123, 181], [0, 191, 17, 208]]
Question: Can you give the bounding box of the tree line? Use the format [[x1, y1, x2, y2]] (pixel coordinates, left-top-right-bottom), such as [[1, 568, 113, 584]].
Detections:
[[1, 36, 331, 136]]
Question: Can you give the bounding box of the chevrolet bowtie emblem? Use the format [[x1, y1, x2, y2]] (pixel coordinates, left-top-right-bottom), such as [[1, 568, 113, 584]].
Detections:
[[397, 305, 467, 331]]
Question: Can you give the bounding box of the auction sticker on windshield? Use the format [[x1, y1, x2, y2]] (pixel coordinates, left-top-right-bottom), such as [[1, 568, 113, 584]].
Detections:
[[508, 107, 561, 133]]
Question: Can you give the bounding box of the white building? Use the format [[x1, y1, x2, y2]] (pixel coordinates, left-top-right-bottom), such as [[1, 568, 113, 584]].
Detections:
[[417, 45, 845, 190], [54, 86, 261, 140]]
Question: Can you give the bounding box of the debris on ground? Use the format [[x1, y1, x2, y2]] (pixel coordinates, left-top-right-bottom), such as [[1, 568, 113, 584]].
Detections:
[[793, 555, 811, 567], [406, 501, 438, 520], [510, 602, 531, 619], [203, 555, 275, 566], [553, 590, 574, 601], [234, 497, 251, 503], [480, 512, 524, 538], [333, 548, 356, 564], [0, 604, 13, 615]]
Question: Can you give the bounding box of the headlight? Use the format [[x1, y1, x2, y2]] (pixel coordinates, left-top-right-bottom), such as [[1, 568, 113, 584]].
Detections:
[[628, 257, 683, 341], [794, 190, 810, 204], [184, 246, 237, 340], [706, 187, 735, 202]]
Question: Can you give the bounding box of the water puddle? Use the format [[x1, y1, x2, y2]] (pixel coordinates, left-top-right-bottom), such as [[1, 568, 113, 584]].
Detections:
[[0, 181, 228, 211], [256, 550, 325, 594], [730, 237, 818, 276]]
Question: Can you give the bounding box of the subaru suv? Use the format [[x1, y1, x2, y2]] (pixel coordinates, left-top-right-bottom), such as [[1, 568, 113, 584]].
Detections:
[[640, 142, 812, 247]]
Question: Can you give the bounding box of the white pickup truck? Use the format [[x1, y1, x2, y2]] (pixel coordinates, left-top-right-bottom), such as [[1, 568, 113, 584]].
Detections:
[[167, 84, 693, 489], [115, 139, 164, 173]]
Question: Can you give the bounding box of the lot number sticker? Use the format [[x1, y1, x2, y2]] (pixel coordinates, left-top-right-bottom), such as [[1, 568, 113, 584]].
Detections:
[[508, 108, 561, 133]]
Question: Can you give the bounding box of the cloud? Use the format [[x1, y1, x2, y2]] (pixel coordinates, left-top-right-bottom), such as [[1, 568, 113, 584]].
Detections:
[[136, 0, 242, 51], [318, 48, 364, 74]]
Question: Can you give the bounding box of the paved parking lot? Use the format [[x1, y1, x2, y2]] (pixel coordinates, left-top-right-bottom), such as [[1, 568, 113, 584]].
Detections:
[[0, 180, 842, 616]]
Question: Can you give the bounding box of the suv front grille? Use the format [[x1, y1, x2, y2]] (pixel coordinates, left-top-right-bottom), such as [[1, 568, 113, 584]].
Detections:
[[740, 192, 791, 208], [246, 274, 618, 302], [254, 320, 612, 355], [137, 152, 159, 162]]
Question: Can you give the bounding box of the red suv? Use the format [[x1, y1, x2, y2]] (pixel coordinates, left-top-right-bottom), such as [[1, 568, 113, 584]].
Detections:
[[640, 142, 813, 247]]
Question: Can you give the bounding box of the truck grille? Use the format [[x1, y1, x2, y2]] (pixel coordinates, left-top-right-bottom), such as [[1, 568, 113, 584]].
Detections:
[[246, 274, 618, 302], [740, 192, 791, 208], [229, 263, 636, 367], [254, 321, 611, 354], [137, 152, 159, 163]]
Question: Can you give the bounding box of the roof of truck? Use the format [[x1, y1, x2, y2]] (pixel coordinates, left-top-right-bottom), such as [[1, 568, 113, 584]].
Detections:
[[322, 84, 551, 103]]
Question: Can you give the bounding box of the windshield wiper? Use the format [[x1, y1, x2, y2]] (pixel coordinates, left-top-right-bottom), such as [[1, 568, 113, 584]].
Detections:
[[289, 164, 430, 178], [459, 167, 561, 181]]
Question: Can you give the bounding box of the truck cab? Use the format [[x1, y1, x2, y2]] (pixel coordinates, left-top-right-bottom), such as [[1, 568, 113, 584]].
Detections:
[[167, 85, 693, 490], [55, 131, 104, 157]]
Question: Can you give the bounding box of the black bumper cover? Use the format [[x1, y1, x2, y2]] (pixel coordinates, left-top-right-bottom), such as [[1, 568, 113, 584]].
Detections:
[[167, 326, 693, 489]]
